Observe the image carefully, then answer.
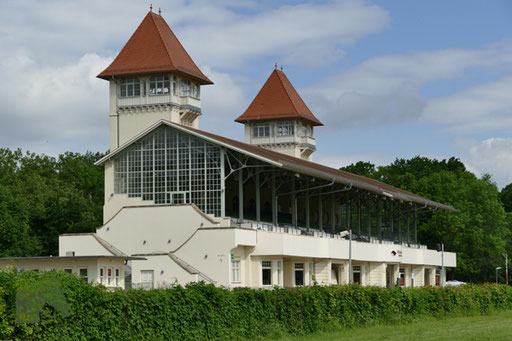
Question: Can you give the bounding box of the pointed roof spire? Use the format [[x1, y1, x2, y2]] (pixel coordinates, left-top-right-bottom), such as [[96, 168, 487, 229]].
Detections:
[[98, 12, 213, 85], [235, 69, 323, 126]]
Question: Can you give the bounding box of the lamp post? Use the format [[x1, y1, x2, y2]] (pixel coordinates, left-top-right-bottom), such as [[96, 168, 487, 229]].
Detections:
[[502, 254, 508, 286], [496, 267, 502, 284]]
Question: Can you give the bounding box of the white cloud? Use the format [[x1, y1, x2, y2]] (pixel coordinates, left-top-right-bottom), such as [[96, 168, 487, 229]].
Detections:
[[0, 53, 111, 151], [456, 137, 512, 188], [421, 76, 512, 133], [304, 41, 512, 131]]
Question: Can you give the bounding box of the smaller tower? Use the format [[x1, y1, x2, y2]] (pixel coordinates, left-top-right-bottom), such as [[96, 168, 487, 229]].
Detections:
[[235, 68, 323, 161]]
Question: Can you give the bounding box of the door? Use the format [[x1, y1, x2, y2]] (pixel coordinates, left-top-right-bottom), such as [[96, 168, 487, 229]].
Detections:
[[141, 270, 154, 289]]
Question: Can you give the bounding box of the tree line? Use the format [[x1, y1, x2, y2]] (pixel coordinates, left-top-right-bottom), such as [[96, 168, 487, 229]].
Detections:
[[342, 157, 512, 283], [0, 148, 511, 283]]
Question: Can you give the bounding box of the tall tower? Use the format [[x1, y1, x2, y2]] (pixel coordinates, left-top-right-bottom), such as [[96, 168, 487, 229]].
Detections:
[[235, 68, 323, 161], [98, 10, 213, 150]]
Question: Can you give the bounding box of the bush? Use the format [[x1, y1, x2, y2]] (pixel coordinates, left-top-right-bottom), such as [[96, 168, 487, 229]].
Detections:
[[0, 269, 511, 340]]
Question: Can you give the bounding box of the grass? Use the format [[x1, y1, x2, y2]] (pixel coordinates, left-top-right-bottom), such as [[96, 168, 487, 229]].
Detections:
[[274, 310, 512, 341]]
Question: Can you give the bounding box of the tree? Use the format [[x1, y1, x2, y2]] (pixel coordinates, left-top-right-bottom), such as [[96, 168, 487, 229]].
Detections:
[[341, 156, 509, 282], [0, 185, 40, 257], [499, 183, 512, 212]]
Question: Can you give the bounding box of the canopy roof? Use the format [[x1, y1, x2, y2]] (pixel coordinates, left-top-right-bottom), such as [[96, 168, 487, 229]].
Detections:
[[235, 69, 323, 126], [98, 11, 212, 85], [96, 120, 456, 212]]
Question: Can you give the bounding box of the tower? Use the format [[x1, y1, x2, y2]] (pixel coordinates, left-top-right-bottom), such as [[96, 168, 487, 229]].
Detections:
[[98, 11, 213, 150], [235, 68, 322, 161]]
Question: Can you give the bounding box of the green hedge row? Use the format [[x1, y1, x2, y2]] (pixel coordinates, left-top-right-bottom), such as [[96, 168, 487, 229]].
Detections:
[[1, 270, 512, 340]]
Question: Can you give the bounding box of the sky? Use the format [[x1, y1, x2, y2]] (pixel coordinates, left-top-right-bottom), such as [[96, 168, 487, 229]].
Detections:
[[1, 0, 512, 187]]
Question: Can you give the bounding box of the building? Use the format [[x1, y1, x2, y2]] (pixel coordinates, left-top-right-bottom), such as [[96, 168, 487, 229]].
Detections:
[[3, 10, 456, 289]]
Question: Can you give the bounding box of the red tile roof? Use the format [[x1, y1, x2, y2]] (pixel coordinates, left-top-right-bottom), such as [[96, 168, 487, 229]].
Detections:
[[96, 120, 456, 212], [235, 69, 323, 126], [98, 12, 213, 85]]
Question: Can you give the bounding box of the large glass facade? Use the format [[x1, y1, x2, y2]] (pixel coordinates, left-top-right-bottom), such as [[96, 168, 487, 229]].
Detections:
[[113, 126, 222, 216]]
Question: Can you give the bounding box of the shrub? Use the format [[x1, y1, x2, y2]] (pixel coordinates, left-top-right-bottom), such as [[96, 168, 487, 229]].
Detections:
[[0, 269, 511, 340]]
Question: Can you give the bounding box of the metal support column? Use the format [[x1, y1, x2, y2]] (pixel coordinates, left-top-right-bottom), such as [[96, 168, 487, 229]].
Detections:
[[414, 205, 417, 244], [238, 168, 244, 220], [318, 195, 323, 231], [331, 193, 336, 233], [346, 192, 351, 230], [255, 172, 260, 223], [272, 171, 277, 226], [357, 193, 361, 238], [306, 189, 310, 230], [220, 149, 226, 218], [406, 214, 410, 245], [292, 180, 297, 227]]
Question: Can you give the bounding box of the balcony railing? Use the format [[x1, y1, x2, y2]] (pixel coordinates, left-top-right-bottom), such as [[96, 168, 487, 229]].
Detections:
[[229, 218, 426, 249]]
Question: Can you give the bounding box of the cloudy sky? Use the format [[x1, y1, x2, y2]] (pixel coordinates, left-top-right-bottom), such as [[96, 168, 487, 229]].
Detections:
[[1, 0, 512, 187]]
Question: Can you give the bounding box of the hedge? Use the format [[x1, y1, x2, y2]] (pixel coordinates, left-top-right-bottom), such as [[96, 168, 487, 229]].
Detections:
[[1, 270, 512, 340]]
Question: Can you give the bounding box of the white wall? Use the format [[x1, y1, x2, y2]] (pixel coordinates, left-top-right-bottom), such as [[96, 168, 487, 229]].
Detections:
[[59, 235, 114, 257]]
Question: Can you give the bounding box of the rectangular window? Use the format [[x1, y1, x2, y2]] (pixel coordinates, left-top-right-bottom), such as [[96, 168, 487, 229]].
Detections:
[[120, 78, 141, 97], [262, 260, 272, 286], [435, 269, 441, 286], [141, 270, 154, 289], [252, 123, 270, 138], [149, 75, 171, 95], [277, 121, 295, 136], [231, 260, 240, 283], [181, 79, 191, 96], [399, 268, 406, 287], [99, 268, 105, 284], [115, 268, 121, 286], [353, 265, 361, 284], [79, 268, 88, 283], [277, 261, 282, 286], [192, 83, 200, 99], [107, 268, 112, 286], [64, 268, 72, 274], [295, 263, 304, 286], [301, 124, 307, 137]]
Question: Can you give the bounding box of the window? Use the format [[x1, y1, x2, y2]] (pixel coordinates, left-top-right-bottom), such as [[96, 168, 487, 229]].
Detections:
[[295, 263, 304, 286], [277, 121, 295, 136], [79, 268, 88, 283], [99, 268, 105, 284], [120, 78, 141, 97], [252, 123, 270, 138], [435, 269, 441, 286], [115, 268, 121, 286], [301, 124, 307, 137], [141, 270, 154, 289], [107, 268, 113, 286], [149, 75, 171, 95], [192, 84, 200, 99], [113, 126, 222, 217], [231, 260, 240, 283], [277, 261, 282, 286], [399, 268, 405, 287], [262, 260, 272, 286], [353, 265, 361, 284], [64, 269, 72, 274], [181, 79, 191, 96]]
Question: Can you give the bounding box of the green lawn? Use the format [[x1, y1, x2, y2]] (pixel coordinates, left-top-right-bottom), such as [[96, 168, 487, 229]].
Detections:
[[275, 310, 512, 341]]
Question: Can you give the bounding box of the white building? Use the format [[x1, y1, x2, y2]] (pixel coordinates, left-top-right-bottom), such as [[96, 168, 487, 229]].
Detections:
[[5, 10, 456, 290]]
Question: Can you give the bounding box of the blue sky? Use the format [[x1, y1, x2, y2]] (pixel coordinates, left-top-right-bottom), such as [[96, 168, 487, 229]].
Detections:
[[0, 0, 511, 187]]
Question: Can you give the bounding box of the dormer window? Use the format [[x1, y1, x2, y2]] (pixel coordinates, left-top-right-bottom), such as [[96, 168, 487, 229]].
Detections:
[[149, 75, 171, 95], [120, 78, 140, 97], [277, 121, 294, 136], [252, 123, 270, 138], [181, 79, 191, 96]]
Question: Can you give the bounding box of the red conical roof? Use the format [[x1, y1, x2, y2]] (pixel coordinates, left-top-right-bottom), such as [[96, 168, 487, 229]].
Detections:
[[235, 69, 322, 126], [98, 11, 212, 85]]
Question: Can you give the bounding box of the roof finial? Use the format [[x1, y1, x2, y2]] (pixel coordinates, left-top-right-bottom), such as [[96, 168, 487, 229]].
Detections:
[[280, 65, 283, 71], [274, 63, 277, 70], [159, 7, 161, 15], [150, 4, 153, 12]]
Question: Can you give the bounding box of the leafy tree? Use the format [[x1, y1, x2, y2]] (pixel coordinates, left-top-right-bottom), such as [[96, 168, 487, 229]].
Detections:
[[342, 156, 509, 283], [499, 183, 512, 212], [0, 185, 40, 257]]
